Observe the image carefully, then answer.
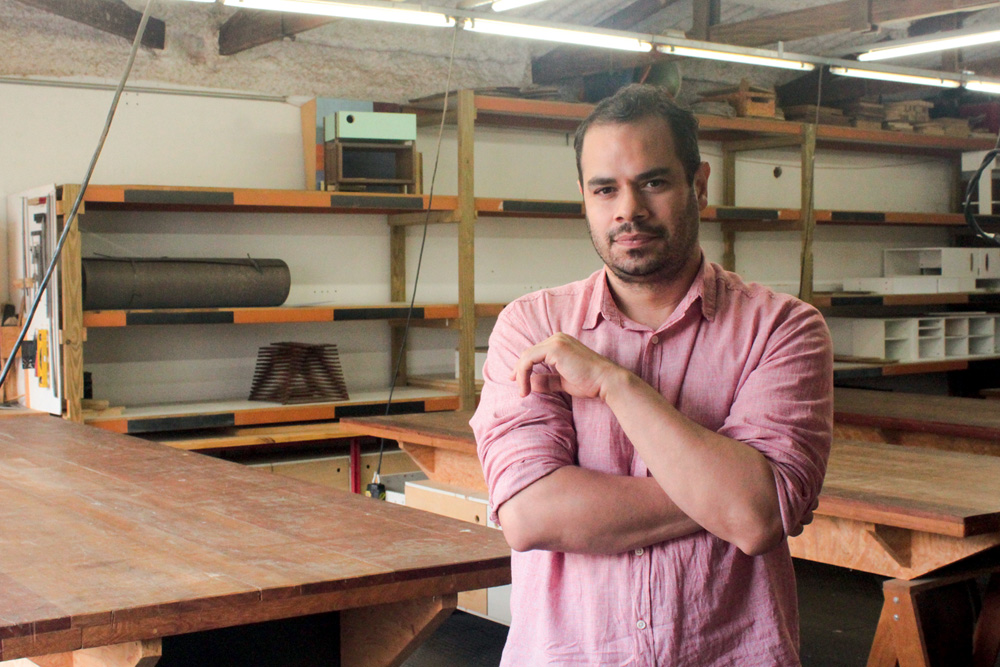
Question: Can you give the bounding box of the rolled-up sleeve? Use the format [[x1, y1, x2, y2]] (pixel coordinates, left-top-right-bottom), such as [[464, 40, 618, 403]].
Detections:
[[718, 302, 833, 538], [470, 303, 578, 525]]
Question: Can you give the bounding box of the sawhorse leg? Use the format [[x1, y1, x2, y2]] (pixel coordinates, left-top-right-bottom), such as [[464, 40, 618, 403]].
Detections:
[[868, 571, 993, 667]]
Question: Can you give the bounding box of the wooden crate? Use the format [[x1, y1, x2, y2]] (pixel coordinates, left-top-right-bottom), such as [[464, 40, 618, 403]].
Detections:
[[700, 79, 776, 118]]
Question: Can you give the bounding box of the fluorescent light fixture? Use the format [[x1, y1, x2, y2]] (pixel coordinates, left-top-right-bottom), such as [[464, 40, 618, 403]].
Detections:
[[859, 28, 1000, 62], [829, 66, 961, 88], [966, 79, 1000, 95], [491, 0, 548, 11], [221, 0, 455, 27], [464, 18, 652, 51], [656, 44, 814, 71]]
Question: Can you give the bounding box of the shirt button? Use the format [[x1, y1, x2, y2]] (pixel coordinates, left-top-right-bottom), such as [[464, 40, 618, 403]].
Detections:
[[650, 336, 659, 345], [634, 547, 644, 556], [637, 620, 647, 630]]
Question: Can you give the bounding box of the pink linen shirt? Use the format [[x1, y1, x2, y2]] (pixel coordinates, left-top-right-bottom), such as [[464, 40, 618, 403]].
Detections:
[[471, 258, 833, 666]]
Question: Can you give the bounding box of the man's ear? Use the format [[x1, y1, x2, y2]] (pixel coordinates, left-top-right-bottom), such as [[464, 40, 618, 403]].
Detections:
[[693, 161, 710, 210], [577, 179, 583, 195]]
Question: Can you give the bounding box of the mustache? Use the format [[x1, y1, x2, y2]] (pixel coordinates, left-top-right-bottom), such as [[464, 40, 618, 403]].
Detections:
[[608, 222, 666, 241]]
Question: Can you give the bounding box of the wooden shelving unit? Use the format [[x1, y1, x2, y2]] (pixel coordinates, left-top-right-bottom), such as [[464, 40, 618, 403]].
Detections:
[[20, 99, 999, 434], [82, 303, 503, 328], [84, 388, 459, 435], [400, 92, 998, 400]]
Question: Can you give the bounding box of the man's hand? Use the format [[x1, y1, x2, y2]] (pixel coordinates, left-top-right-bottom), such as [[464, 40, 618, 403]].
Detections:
[[511, 333, 627, 400]]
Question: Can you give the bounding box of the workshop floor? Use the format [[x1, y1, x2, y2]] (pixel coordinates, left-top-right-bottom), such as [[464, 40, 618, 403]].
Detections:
[[403, 559, 886, 667]]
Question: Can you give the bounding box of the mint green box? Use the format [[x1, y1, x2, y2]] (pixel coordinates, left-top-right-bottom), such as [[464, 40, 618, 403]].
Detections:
[[324, 111, 417, 142]]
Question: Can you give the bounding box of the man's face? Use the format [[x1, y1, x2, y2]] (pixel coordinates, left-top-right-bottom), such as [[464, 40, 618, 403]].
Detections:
[[578, 117, 709, 286]]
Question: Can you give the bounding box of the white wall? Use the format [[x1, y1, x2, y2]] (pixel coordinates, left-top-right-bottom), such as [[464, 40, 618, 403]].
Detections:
[[3, 82, 960, 406]]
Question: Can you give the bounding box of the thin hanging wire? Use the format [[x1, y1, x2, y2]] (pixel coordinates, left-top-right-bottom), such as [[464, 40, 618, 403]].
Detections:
[[0, 0, 157, 404], [371, 23, 463, 485]]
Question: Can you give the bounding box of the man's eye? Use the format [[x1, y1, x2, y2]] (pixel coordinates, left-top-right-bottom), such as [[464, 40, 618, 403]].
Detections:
[[644, 179, 667, 189], [594, 187, 615, 196]]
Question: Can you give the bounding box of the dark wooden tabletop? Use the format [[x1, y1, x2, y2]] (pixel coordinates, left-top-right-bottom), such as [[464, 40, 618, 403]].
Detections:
[[345, 410, 1000, 540], [341, 410, 477, 452], [0, 415, 510, 662], [834, 387, 1000, 440]]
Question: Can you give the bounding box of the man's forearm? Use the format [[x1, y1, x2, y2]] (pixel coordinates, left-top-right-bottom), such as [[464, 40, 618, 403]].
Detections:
[[601, 370, 783, 556], [497, 465, 701, 554]]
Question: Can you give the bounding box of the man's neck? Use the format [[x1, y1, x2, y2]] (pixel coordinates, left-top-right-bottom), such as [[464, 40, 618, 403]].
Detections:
[[606, 254, 702, 330]]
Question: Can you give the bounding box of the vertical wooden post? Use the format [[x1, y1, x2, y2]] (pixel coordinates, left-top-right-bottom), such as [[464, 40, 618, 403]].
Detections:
[[691, 0, 720, 41], [721, 146, 737, 272], [457, 91, 478, 410], [798, 124, 817, 304], [300, 98, 318, 191], [389, 224, 408, 388], [59, 184, 84, 424]]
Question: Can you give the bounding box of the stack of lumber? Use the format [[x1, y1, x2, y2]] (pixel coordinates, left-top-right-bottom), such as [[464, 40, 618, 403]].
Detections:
[[839, 100, 886, 130], [80, 399, 124, 419], [700, 79, 777, 118], [883, 100, 935, 132], [782, 104, 851, 126], [914, 117, 971, 137]]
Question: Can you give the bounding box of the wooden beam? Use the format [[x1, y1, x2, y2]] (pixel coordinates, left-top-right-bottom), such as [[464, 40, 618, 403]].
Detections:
[[708, 0, 869, 47], [219, 9, 334, 56], [531, 0, 680, 83], [14, 0, 165, 49], [708, 0, 1000, 48], [690, 0, 720, 41]]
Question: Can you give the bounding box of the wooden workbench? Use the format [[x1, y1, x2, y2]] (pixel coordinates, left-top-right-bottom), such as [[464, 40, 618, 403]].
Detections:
[[342, 410, 1000, 667], [0, 414, 511, 667], [834, 387, 1000, 456]]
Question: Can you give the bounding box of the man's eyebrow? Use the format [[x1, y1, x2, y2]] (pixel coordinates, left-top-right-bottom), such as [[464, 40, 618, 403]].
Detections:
[[636, 167, 671, 181], [585, 176, 617, 188], [585, 166, 673, 189]]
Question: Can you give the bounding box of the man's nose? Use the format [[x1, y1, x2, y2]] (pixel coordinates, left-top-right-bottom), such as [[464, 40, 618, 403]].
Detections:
[[616, 185, 648, 221]]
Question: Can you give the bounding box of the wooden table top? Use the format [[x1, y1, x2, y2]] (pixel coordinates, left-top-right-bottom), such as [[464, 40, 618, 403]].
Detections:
[[344, 410, 1000, 540], [0, 415, 511, 662], [834, 387, 1000, 440], [341, 411, 478, 453]]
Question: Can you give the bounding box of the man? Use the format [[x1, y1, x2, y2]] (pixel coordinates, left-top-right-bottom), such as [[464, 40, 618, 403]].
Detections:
[[470, 84, 833, 666]]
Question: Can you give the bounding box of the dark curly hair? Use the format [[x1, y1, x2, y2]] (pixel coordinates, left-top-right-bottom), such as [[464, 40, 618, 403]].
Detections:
[[574, 84, 701, 185]]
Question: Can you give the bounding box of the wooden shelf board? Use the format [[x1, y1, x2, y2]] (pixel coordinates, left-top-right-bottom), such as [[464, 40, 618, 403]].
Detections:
[[84, 388, 459, 435], [151, 422, 369, 451], [815, 291, 1000, 308], [65, 185, 456, 215], [476, 197, 583, 218], [81, 303, 488, 328], [815, 210, 968, 226], [832, 356, 998, 379]]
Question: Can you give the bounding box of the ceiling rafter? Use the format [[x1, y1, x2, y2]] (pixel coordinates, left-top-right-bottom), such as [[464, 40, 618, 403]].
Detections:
[[15, 0, 165, 49], [219, 9, 335, 56], [531, 0, 681, 83], [708, 0, 1000, 48]]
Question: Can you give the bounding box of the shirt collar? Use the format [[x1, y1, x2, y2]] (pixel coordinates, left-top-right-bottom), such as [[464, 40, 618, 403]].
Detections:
[[583, 253, 716, 331]]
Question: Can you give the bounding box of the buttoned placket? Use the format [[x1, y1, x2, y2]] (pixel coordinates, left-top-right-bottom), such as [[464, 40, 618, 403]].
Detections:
[[631, 328, 663, 663]]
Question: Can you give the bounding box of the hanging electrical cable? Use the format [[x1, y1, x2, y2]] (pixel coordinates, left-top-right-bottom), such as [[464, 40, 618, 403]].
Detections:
[[366, 22, 463, 499], [963, 133, 1000, 247], [0, 0, 157, 406]]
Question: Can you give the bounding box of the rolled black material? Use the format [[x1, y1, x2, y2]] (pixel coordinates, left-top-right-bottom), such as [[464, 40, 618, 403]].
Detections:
[[82, 257, 290, 310]]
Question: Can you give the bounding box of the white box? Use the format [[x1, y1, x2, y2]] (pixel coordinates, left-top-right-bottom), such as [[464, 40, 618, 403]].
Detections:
[[405, 480, 512, 625], [827, 317, 918, 361], [843, 276, 938, 294], [884, 248, 979, 279], [979, 248, 1000, 279]]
